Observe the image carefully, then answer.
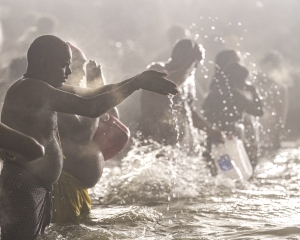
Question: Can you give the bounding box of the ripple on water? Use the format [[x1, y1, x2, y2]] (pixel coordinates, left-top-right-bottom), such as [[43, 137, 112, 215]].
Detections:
[[40, 143, 300, 239]]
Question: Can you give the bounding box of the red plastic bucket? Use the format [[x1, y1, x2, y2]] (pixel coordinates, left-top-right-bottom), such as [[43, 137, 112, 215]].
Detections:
[[92, 114, 130, 160]]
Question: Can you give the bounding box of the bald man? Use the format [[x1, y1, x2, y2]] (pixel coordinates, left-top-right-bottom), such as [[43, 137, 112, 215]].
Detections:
[[0, 35, 177, 239], [53, 42, 120, 223]]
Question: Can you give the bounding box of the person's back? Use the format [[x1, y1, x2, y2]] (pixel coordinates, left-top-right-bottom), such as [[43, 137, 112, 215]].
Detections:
[[202, 62, 263, 169], [203, 61, 263, 133]]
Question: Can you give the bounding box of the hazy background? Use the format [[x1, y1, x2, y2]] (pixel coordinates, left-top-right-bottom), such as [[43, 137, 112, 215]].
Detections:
[[1, 0, 300, 140]]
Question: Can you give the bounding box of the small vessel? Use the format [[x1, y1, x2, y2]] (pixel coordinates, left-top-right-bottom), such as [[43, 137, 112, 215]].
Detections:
[[92, 113, 130, 160], [211, 137, 253, 181]]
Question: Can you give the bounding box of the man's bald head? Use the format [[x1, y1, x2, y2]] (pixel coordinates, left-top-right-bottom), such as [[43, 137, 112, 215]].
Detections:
[[25, 35, 72, 87], [27, 35, 70, 68]]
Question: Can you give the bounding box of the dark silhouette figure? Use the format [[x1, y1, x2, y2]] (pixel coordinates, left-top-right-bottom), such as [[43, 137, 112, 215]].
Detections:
[[202, 61, 263, 172], [0, 35, 177, 239], [139, 38, 222, 151]]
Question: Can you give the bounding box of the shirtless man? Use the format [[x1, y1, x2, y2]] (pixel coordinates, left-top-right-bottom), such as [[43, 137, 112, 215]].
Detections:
[[52, 42, 121, 223], [0, 35, 177, 240], [139, 38, 222, 149]]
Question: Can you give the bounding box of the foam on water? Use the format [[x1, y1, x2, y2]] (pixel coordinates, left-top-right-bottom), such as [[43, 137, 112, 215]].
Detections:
[[90, 138, 212, 205]]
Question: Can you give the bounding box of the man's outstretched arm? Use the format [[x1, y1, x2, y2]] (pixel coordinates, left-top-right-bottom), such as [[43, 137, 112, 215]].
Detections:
[[60, 70, 176, 98], [25, 70, 178, 118]]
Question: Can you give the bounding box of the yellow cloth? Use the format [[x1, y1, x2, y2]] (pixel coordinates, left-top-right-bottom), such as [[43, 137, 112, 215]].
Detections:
[[52, 171, 91, 223]]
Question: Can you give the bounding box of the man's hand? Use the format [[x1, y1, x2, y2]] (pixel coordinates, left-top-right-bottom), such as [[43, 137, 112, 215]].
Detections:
[[86, 60, 104, 85], [134, 70, 178, 95]]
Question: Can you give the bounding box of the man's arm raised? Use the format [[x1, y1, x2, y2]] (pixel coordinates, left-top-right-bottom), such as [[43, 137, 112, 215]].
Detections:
[[26, 70, 178, 118], [60, 70, 176, 98]]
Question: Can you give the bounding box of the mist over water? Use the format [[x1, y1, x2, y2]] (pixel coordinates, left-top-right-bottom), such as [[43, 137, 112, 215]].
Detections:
[[41, 96, 300, 239], [38, 142, 300, 239], [1, 1, 300, 239]]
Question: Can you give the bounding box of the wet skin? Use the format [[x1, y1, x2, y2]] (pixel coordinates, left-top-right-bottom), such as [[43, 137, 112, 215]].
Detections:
[[1, 41, 178, 187]]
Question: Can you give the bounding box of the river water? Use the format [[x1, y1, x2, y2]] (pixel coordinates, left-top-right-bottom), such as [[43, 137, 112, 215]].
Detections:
[[39, 138, 300, 240]]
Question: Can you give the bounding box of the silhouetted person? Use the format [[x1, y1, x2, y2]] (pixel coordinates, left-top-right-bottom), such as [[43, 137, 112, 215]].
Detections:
[[139, 38, 222, 151], [203, 62, 263, 171], [0, 35, 177, 239], [53, 42, 120, 223]]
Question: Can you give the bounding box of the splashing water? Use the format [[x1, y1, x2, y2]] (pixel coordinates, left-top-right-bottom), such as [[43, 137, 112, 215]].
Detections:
[[40, 139, 300, 239], [40, 20, 297, 238]]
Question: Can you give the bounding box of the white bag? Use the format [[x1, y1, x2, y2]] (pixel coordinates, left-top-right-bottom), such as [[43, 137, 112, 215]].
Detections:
[[211, 137, 253, 181]]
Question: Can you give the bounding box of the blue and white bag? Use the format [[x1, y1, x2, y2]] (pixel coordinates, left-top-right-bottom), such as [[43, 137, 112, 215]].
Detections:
[[211, 137, 253, 181]]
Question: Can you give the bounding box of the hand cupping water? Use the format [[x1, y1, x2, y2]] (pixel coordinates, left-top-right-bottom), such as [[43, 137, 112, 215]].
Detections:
[[135, 70, 178, 95]]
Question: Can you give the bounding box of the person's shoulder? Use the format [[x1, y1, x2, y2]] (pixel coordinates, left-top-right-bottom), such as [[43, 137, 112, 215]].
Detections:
[[7, 77, 54, 100], [18, 77, 55, 90], [146, 61, 166, 73]]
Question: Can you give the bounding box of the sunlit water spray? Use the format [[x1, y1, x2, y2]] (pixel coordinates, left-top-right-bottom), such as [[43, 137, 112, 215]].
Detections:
[[39, 19, 300, 239], [167, 94, 180, 225]]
